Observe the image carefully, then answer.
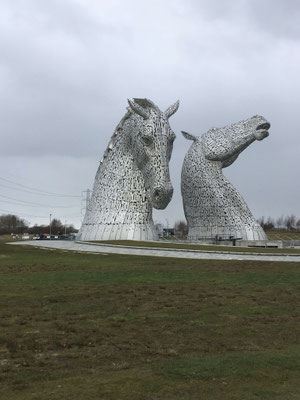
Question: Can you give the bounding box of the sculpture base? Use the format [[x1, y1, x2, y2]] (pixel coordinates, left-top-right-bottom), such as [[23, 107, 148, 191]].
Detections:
[[77, 223, 158, 241], [187, 224, 267, 241]]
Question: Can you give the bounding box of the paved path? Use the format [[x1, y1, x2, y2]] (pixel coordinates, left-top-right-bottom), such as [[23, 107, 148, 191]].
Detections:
[[9, 240, 300, 263]]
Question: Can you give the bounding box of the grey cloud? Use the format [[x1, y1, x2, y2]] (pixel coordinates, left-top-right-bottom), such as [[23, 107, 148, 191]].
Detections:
[[187, 0, 300, 39], [0, 0, 299, 226], [245, 0, 300, 39]]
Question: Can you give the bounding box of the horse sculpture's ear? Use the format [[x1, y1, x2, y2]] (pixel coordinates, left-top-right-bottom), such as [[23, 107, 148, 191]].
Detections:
[[127, 99, 149, 119], [164, 100, 180, 119], [181, 131, 197, 141]]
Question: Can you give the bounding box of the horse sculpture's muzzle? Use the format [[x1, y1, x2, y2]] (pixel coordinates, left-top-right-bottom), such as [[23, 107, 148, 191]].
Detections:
[[254, 122, 270, 141], [151, 184, 173, 209]]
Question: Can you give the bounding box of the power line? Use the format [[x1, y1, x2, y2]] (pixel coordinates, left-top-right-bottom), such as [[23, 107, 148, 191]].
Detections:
[[0, 208, 83, 219], [0, 200, 79, 209], [0, 183, 80, 198], [57, 213, 82, 218], [0, 208, 49, 219], [0, 200, 39, 207], [0, 176, 81, 198], [0, 194, 79, 208]]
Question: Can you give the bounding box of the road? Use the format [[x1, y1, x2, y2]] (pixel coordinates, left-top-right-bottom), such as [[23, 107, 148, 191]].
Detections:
[[9, 240, 300, 263]]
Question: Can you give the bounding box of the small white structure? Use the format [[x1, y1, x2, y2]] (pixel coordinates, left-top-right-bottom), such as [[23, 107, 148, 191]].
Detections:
[[77, 98, 179, 241], [181, 116, 270, 241]]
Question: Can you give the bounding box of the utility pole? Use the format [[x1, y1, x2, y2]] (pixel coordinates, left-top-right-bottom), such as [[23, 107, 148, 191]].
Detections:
[[81, 189, 91, 218], [49, 213, 52, 239], [64, 220, 67, 236]]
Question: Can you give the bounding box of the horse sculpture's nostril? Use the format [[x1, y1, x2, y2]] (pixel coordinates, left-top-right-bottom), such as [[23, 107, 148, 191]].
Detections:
[[151, 185, 173, 209], [256, 122, 270, 130]]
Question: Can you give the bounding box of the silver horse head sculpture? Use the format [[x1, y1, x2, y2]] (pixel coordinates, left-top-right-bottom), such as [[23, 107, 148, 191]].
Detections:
[[181, 115, 271, 241], [77, 98, 179, 241]]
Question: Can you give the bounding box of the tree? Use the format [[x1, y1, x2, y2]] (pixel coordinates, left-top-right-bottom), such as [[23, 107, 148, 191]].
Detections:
[[174, 220, 188, 236], [258, 216, 275, 231], [257, 216, 265, 229], [265, 217, 275, 231], [275, 215, 284, 230], [66, 224, 77, 234], [50, 219, 63, 234], [29, 224, 47, 234], [28, 222, 78, 235], [284, 214, 296, 231], [0, 214, 29, 234]]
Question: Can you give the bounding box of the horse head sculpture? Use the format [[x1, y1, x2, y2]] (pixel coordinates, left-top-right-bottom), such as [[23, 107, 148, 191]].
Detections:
[[78, 98, 179, 241], [127, 98, 179, 209], [181, 115, 270, 241]]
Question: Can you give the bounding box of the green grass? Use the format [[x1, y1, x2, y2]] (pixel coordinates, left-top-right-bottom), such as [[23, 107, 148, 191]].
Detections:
[[0, 239, 300, 399], [89, 239, 300, 254], [161, 350, 300, 379], [266, 231, 300, 240]]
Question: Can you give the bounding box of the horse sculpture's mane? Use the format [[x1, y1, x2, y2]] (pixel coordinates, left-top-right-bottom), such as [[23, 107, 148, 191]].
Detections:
[[101, 98, 159, 164], [100, 111, 131, 163]]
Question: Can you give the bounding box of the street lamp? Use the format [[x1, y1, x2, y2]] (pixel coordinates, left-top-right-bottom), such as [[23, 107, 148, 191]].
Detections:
[[165, 218, 169, 238], [49, 214, 52, 239]]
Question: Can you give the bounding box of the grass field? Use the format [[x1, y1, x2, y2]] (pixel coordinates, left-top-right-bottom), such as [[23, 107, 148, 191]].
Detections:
[[91, 240, 300, 254], [266, 231, 300, 240], [0, 238, 300, 399]]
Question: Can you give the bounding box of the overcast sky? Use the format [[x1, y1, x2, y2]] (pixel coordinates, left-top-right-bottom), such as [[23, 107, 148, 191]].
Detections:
[[0, 0, 299, 229]]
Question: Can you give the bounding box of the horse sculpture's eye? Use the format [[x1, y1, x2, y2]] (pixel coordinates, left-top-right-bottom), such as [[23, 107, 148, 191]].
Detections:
[[141, 135, 153, 146]]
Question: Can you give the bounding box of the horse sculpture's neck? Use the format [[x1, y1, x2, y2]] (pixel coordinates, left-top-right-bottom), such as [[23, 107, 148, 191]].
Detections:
[[94, 129, 150, 220], [183, 141, 266, 240], [78, 114, 156, 241]]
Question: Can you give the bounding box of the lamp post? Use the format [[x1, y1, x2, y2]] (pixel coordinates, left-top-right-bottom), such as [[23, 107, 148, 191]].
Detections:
[[49, 213, 52, 239]]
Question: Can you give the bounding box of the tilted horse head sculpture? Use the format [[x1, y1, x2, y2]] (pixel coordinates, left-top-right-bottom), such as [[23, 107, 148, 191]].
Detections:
[[77, 98, 179, 241], [181, 115, 270, 241]]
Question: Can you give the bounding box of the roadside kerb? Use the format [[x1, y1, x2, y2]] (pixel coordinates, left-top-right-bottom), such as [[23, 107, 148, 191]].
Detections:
[[76, 240, 300, 258]]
